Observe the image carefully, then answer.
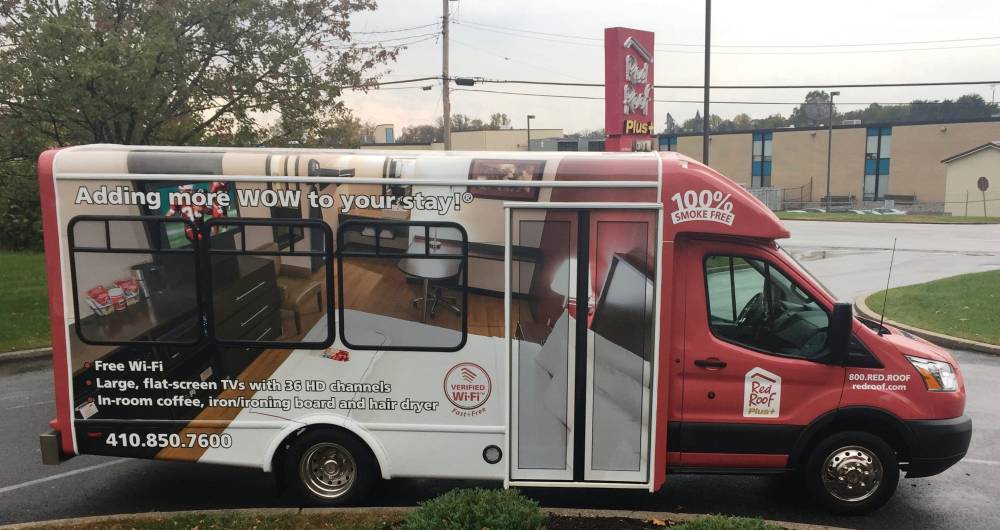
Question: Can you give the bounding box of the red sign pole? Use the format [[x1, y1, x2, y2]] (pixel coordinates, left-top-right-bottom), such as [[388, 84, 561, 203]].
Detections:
[[604, 27, 655, 152]]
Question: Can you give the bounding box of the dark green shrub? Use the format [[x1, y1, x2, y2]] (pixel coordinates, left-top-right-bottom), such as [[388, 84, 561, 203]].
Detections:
[[677, 515, 781, 530], [403, 488, 545, 530], [0, 168, 43, 251]]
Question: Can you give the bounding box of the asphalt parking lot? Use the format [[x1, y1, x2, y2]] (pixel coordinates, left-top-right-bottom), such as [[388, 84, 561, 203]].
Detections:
[[2, 220, 999, 529], [781, 220, 1000, 301]]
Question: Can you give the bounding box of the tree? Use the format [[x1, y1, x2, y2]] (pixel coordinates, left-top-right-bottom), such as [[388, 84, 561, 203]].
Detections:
[[671, 91, 997, 140], [681, 110, 703, 132], [0, 0, 398, 149], [753, 113, 789, 130], [838, 94, 997, 125], [0, 0, 398, 250], [488, 112, 511, 130], [278, 116, 375, 148], [444, 114, 485, 132], [732, 113, 752, 130], [398, 124, 442, 144], [663, 113, 678, 134], [709, 114, 724, 131], [789, 90, 839, 128], [398, 112, 513, 144]]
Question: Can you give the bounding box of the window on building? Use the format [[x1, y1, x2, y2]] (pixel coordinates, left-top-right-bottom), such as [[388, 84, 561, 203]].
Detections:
[[864, 127, 891, 200], [704, 255, 830, 360], [659, 135, 678, 152], [385, 127, 394, 144], [587, 140, 605, 152], [751, 132, 773, 188], [557, 140, 579, 151]]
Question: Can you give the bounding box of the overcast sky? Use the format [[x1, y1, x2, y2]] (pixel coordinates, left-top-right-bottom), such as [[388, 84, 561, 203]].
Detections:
[[339, 0, 1000, 134]]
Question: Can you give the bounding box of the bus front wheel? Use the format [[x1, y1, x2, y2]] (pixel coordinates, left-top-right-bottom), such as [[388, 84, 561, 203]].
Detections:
[[284, 428, 376, 506], [805, 430, 899, 515]]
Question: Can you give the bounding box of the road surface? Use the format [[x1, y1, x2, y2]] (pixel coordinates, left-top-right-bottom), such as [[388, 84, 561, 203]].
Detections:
[[782, 220, 1000, 301]]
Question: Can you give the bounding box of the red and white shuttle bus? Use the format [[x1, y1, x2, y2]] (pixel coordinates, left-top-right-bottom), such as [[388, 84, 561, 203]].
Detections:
[[37, 145, 970, 514]]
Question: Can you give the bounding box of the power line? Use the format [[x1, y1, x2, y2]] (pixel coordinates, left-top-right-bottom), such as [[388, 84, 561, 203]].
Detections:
[[453, 87, 999, 106], [474, 78, 1000, 90], [339, 76, 441, 90], [352, 22, 440, 35], [453, 88, 602, 100], [346, 75, 1000, 91], [452, 22, 602, 48], [657, 42, 1000, 55], [321, 34, 439, 50], [330, 31, 441, 46], [364, 86, 434, 91], [449, 37, 593, 83], [455, 19, 1000, 51]]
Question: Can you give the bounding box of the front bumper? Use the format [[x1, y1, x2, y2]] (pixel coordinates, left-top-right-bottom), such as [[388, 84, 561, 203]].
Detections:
[[904, 415, 972, 478]]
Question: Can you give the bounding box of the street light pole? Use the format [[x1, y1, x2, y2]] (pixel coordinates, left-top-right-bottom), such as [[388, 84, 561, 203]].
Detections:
[[825, 90, 840, 212], [527, 114, 535, 151]]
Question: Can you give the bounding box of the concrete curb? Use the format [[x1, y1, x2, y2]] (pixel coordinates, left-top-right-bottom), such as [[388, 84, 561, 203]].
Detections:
[[854, 295, 1000, 355], [0, 347, 51, 364], [543, 508, 849, 530], [0, 506, 851, 530]]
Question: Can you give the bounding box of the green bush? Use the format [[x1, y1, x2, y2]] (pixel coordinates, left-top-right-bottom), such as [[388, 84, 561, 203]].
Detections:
[[403, 488, 545, 530], [0, 167, 43, 251], [677, 515, 781, 530]]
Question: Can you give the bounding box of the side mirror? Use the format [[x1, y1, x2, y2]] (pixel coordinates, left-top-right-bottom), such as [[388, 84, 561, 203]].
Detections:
[[828, 302, 853, 360]]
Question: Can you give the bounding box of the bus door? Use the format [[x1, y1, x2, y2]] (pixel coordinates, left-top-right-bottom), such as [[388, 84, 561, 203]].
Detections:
[[504, 204, 661, 486]]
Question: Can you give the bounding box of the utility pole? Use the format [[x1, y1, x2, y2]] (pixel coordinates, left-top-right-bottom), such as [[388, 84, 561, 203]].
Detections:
[[442, 0, 452, 150], [825, 91, 840, 212], [702, 0, 711, 164]]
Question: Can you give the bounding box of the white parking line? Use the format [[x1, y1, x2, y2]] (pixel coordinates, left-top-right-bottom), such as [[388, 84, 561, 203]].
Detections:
[[6, 400, 54, 411], [960, 458, 1000, 466], [0, 459, 128, 495]]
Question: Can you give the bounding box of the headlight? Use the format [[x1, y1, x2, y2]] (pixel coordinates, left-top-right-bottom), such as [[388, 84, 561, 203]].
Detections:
[[906, 355, 958, 392]]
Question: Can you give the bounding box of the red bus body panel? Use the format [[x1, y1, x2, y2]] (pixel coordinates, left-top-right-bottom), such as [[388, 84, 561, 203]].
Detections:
[[38, 148, 76, 456]]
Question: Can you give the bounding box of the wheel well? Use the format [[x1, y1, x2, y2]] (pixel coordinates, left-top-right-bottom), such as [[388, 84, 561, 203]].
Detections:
[[270, 424, 382, 480], [790, 409, 912, 470]]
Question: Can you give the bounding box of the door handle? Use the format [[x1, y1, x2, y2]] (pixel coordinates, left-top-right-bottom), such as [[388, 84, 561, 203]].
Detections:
[[694, 358, 727, 369]]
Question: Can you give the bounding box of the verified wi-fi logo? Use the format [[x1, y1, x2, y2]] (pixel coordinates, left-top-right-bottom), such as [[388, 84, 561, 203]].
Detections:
[[444, 363, 491, 415]]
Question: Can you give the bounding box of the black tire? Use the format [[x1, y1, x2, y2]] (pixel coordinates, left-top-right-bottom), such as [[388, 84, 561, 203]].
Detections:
[[283, 428, 376, 506], [804, 430, 899, 515]]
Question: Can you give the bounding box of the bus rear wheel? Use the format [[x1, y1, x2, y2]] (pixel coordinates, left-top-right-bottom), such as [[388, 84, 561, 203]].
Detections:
[[805, 431, 899, 515], [284, 428, 375, 506]]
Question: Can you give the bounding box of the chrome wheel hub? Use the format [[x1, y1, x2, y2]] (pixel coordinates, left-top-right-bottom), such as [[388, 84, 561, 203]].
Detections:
[[300, 442, 357, 499], [821, 445, 883, 502]]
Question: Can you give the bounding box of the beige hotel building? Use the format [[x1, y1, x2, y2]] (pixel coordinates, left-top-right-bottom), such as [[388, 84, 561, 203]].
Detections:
[[660, 118, 1000, 211]]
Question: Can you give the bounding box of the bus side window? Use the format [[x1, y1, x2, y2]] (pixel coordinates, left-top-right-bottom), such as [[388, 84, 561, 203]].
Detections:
[[68, 216, 204, 346], [204, 218, 335, 350], [337, 220, 468, 352], [704, 254, 831, 360]]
